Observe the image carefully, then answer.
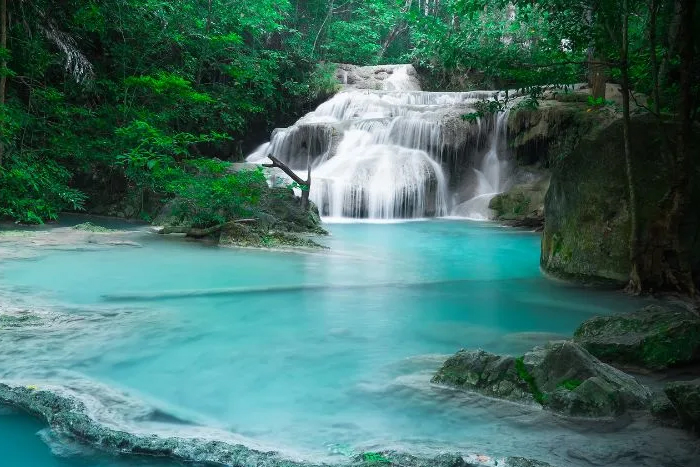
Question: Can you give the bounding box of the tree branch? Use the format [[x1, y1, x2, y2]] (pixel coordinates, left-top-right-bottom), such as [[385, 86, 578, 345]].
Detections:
[[262, 155, 309, 187]]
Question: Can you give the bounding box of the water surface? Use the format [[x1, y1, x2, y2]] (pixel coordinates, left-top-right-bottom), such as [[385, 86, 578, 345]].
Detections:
[[1, 220, 694, 466]]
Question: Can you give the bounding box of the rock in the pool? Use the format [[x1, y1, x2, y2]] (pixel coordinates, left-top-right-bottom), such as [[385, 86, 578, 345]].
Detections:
[[433, 341, 651, 417]]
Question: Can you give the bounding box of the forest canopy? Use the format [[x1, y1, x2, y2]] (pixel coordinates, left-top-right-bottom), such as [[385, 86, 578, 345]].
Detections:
[[0, 0, 697, 224]]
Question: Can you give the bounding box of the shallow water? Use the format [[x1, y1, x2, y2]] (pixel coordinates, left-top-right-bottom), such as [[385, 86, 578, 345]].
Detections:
[[0, 219, 696, 466]]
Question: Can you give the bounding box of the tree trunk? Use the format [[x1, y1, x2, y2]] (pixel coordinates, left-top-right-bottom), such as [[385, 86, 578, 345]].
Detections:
[[648, 0, 661, 114], [659, 0, 682, 86], [0, 0, 7, 168], [634, 0, 696, 296], [664, 0, 697, 295], [377, 0, 413, 61], [590, 57, 607, 103], [620, 0, 642, 294]]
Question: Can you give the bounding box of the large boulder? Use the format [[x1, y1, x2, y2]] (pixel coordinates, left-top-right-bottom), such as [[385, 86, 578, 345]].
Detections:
[[573, 305, 700, 370], [664, 379, 700, 432], [489, 171, 550, 229], [540, 112, 700, 286], [433, 341, 651, 417]]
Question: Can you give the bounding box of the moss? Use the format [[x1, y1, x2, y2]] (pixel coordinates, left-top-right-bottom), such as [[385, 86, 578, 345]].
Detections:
[[360, 452, 391, 465], [541, 112, 700, 287], [72, 222, 114, 232], [515, 356, 547, 405], [558, 379, 583, 391]]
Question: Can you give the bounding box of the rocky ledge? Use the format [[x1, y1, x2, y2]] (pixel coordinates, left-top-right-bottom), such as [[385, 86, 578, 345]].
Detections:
[[155, 186, 328, 250], [0, 382, 555, 467], [573, 304, 700, 371], [432, 341, 651, 418]]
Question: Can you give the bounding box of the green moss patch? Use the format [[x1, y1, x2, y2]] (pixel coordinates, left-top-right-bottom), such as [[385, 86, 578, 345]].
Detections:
[[515, 356, 547, 404], [557, 379, 582, 391]]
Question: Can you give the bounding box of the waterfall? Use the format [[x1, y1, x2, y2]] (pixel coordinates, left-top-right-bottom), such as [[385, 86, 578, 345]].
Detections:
[[247, 64, 512, 221], [452, 109, 510, 220]]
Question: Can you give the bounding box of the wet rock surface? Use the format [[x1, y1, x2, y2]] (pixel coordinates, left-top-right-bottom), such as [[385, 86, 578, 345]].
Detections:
[[488, 171, 550, 229], [574, 304, 700, 370], [0, 382, 554, 467], [433, 341, 651, 417], [665, 379, 700, 432]]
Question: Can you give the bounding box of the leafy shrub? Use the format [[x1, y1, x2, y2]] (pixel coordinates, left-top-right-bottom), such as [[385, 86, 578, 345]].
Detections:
[[0, 154, 86, 224]]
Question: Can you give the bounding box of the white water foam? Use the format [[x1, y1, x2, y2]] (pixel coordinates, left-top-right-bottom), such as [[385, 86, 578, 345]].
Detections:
[[247, 65, 511, 221]]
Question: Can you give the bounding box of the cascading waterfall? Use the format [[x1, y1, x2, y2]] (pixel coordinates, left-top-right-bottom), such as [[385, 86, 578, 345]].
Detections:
[[247, 64, 512, 220]]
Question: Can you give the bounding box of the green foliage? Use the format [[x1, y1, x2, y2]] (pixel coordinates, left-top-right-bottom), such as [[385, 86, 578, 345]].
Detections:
[[1, 0, 696, 224], [0, 155, 87, 224], [586, 96, 615, 108], [462, 96, 508, 121], [162, 162, 267, 228]]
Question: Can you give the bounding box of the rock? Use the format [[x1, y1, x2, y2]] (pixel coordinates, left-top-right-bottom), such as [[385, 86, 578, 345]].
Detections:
[[71, 222, 114, 233], [219, 222, 325, 250], [539, 112, 700, 286], [335, 64, 421, 91], [665, 379, 700, 432], [433, 341, 651, 417], [507, 99, 609, 168], [253, 187, 326, 235], [0, 382, 553, 467], [573, 304, 700, 370], [432, 350, 533, 403], [154, 185, 326, 241], [489, 171, 550, 229], [650, 391, 680, 425], [504, 458, 555, 467]]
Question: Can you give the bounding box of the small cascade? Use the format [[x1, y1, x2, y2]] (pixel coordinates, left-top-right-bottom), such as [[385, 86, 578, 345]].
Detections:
[[247, 64, 513, 220], [452, 109, 511, 220]]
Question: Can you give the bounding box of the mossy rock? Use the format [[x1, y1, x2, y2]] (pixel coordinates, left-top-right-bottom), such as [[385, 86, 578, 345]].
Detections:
[[573, 305, 700, 370], [489, 172, 550, 228], [72, 222, 115, 233], [540, 113, 700, 286], [432, 349, 533, 403], [154, 185, 327, 238], [433, 341, 650, 418], [219, 222, 325, 249], [665, 379, 700, 432]]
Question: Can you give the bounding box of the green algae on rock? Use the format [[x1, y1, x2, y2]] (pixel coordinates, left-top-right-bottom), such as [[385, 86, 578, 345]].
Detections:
[[664, 379, 700, 432], [540, 113, 700, 286], [71, 222, 116, 233], [488, 172, 550, 229], [433, 341, 651, 417], [573, 305, 700, 370], [431, 350, 533, 403]]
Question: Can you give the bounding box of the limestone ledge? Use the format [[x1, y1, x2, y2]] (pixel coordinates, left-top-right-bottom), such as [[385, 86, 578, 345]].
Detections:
[[0, 382, 554, 467]]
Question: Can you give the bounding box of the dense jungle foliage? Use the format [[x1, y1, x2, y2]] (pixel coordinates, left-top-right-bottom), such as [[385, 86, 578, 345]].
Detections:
[[0, 1, 697, 295]]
